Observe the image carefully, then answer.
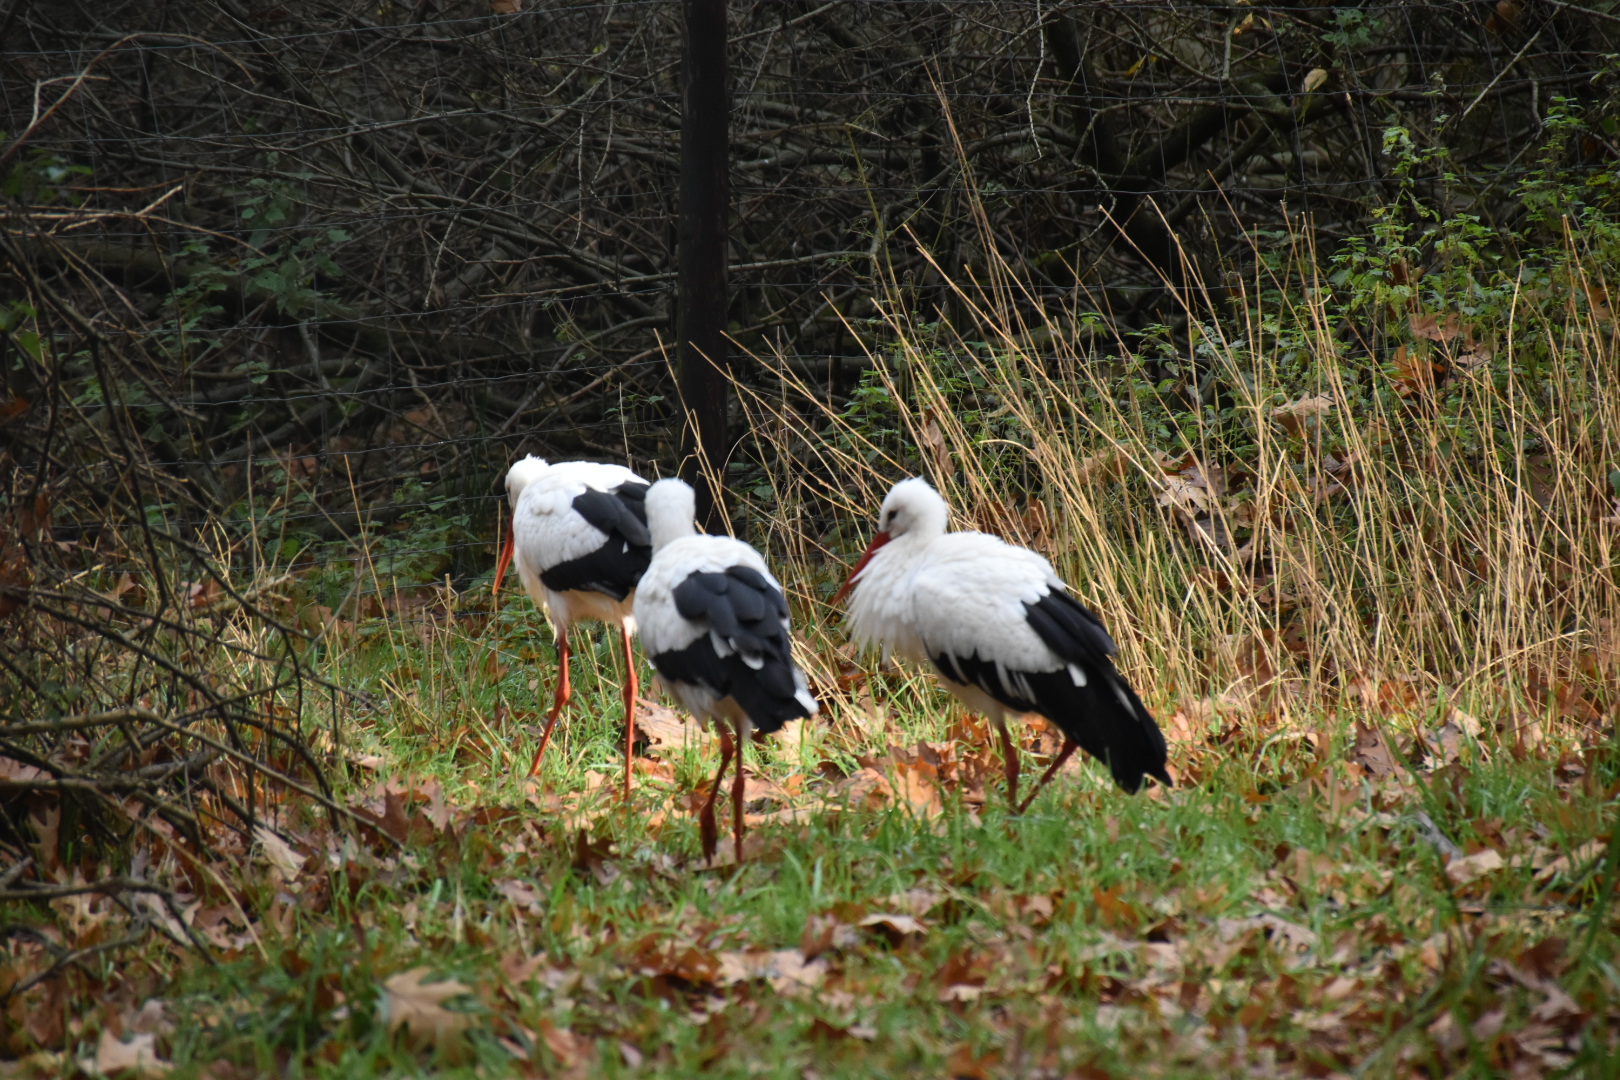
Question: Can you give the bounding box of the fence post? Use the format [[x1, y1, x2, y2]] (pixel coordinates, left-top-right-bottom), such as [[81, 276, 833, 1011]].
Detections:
[[677, 0, 730, 531]]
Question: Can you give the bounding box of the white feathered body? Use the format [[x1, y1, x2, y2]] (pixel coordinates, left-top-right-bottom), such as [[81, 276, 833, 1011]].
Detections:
[[508, 459, 649, 632], [634, 533, 817, 727], [847, 530, 1096, 718]]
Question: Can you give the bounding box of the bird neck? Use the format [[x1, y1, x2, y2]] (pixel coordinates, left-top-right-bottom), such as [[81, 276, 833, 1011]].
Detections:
[[649, 516, 696, 552]]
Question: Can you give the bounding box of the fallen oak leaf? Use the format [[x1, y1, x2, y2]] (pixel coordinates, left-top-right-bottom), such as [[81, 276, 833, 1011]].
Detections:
[[79, 1030, 172, 1078], [381, 968, 475, 1050], [1389, 343, 1446, 397], [1072, 447, 1130, 486], [800, 905, 864, 959], [253, 826, 308, 879], [809, 1017, 876, 1042], [635, 699, 715, 757], [883, 887, 943, 918], [1272, 394, 1334, 437], [1532, 839, 1605, 884], [537, 1018, 586, 1067], [1445, 847, 1505, 885], [1349, 721, 1401, 781], [859, 912, 926, 945], [946, 1043, 1002, 1080], [1410, 311, 1468, 342], [714, 948, 828, 994]]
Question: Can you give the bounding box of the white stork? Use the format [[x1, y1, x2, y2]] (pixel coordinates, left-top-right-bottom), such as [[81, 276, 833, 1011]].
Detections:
[[493, 455, 652, 797], [833, 478, 1169, 810], [633, 478, 818, 863]]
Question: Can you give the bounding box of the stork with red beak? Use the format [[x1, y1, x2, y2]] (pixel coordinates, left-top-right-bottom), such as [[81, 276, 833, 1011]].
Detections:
[[494, 456, 652, 796], [833, 478, 1169, 809], [634, 479, 818, 863]]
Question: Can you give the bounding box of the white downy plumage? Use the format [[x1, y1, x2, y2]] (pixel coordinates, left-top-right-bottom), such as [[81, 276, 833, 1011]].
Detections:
[[495, 455, 652, 796], [635, 478, 816, 862], [836, 478, 1169, 809]]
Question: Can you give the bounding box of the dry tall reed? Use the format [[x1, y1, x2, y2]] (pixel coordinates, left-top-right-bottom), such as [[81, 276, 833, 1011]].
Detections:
[[735, 227, 1619, 740]]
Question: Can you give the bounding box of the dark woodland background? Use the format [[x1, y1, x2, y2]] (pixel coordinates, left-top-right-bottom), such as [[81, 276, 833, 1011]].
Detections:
[[1, 0, 1615, 572]]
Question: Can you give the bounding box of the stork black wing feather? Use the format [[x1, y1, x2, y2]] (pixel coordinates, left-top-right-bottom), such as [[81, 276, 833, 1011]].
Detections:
[[654, 567, 810, 733], [929, 589, 1169, 793], [569, 485, 651, 547], [1024, 591, 1119, 662], [538, 484, 653, 600]]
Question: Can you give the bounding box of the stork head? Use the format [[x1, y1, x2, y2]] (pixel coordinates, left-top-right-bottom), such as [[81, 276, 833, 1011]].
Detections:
[[494, 455, 550, 600], [832, 477, 949, 605], [645, 478, 698, 551], [503, 454, 551, 510], [876, 477, 950, 541]]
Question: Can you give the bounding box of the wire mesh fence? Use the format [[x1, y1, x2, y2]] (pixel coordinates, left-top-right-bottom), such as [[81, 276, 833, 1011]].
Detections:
[[2, 0, 1617, 603]]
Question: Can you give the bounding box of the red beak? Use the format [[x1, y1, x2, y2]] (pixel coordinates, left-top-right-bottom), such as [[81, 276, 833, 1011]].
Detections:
[[830, 530, 890, 607], [493, 511, 516, 600]]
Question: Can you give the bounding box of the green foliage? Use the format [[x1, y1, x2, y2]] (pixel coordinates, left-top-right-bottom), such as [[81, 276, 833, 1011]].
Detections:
[[232, 162, 351, 317], [0, 145, 90, 204]]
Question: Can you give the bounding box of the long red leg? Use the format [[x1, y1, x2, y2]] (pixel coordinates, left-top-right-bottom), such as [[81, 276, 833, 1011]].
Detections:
[[731, 718, 751, 865], [1016, 737, 1078, 814], [526, 631, 572, 778], [995, 718, 1021, 810], [699, 729, 736, 862], [620, 621, 638, 802]]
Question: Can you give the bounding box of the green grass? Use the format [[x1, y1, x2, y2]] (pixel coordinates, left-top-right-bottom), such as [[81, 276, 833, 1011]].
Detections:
[[74, 599, 1611, 1079]]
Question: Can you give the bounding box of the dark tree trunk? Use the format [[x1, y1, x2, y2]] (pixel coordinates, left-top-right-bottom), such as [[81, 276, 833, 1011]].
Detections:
[[677, 0, 730, 532]]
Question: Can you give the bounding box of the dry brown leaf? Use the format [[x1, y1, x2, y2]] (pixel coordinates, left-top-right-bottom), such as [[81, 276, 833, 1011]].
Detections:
[[1073, 447, 1129, 486], [800, 908, 863, 959], [253, 826, 307, 879], [774, 717, 811, 759], [1348, 722, 1400, 780], [714, 949, 827, 994], [1531, 982, 1584, 1023], [945, 1043, 1002, 1080], [382, 968, 474, 1049], [1533, 839, 1604, 884], [79, 1030, 172, 1078], [859, 912, 926, 943], [1487, 0, 1523, 33], [496, 952, 549, 990], [918, 410, 951, 478], [29, 805, 61, 875], [833, 767, 891, 811], [1445, 847, 1504, 885], [1410, 311, 1468, 342], [1301, 67, 1329, 93], [1162, 710, 1200, 744], [636, 699, 715, 756], [1426, 721, 1467, 766], [1271, 394, 1334, 437], [537, 1018, 584, 1067], [1427, 1011, 1465, 1053], [883, 888, 943, 917], [889, 760, 944, 818], [1156, 473, 1216, 515], [495, 879, 543, 916], [1215, 914, 1318, 969], [1390, 344, 1445, 397]]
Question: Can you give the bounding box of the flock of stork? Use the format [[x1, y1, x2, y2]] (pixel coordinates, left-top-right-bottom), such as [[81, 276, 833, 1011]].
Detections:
[[493, 457, 1172, 864]]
